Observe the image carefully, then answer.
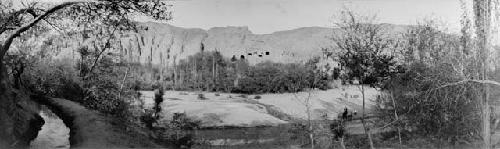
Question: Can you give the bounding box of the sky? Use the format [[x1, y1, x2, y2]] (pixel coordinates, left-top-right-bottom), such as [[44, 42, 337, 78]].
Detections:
[[165, 0, 469, 34], [20, 0, 472, 34]]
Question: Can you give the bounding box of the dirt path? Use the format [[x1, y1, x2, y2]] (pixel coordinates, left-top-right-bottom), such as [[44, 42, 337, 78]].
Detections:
[[35, 96, 164, 148]]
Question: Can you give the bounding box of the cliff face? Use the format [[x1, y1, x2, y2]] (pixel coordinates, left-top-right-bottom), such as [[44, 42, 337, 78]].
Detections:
[[118, 22, 338, 68]]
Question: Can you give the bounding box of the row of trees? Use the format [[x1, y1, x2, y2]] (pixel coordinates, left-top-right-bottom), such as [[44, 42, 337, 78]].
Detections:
[[169, 51, 331, 94]]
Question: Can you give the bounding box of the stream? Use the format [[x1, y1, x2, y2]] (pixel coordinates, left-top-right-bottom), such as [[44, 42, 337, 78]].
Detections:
[[29, 105, 70, 149]]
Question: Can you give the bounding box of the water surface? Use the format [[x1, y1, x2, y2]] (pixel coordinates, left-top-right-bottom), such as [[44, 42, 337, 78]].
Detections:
[[30, 105, 70, 149]]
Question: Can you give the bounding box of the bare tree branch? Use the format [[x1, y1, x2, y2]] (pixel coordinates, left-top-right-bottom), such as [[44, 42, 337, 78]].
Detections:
[[429, 79, 500, 93], [1, 2, 79, 59]]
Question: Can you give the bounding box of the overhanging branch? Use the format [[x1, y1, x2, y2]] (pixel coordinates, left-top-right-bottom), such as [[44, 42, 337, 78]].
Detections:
[[1, 2, 79, 59]]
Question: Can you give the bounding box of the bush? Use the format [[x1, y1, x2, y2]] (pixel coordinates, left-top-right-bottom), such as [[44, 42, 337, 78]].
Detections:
[[237, 94, 247, 98], [174, 52, 330, 94], [197, 94, 207, 100], [23, 58, 84, 100], [154, 89, 164, 114], [254, 95, 261, 99], [377, 62, 482, 142], [232, 62, 321, 94], [170, 113, 201, 130], [160, 132, 196, 149], [140, 110, 157, 129]]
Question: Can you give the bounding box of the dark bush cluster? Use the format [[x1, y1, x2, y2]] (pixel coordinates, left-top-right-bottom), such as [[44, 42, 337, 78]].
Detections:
[[170, 113, 202, 130], [376, 62, 482, 142], [197, 94, 207, 100], [172, 52, 331, 94], [22, 48, 134, 116], [232, 62, 329, 94]]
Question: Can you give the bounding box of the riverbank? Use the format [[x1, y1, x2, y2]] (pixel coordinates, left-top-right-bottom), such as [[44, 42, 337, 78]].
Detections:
[[33, 96, 163, 148]]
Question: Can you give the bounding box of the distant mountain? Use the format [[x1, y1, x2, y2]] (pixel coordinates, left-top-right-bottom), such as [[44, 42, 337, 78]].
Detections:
[[117, 22, 410, 68]]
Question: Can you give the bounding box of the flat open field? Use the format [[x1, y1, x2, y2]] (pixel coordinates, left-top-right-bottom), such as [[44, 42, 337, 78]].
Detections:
[[138, 85, 380, 128]]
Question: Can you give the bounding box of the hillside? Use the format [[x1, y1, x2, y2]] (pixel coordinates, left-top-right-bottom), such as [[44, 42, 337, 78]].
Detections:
[[117, 22, 409, 68]]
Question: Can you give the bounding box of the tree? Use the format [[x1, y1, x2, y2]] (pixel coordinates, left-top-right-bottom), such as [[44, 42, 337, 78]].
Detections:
[[173, 51, 233, 91], [473, 0, 494, 148], [374, 2, 500, 147], [0, 1, 171, 146], [331, 9, 399, 149], [1, 0, 172, 74], [293, 90, 315, 149]]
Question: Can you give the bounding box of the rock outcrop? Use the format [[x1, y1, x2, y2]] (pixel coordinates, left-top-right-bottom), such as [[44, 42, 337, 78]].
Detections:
[[118, 22, 338, 68], [115, 22, 410, 71]]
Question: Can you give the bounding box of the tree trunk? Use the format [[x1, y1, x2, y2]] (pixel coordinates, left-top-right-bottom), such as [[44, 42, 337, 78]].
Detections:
[[173, 56, 177, 90], [340, 137, 346, 149], [391, 91, 403, 145], [473, 0, 492, 148], [118, 66, 130, 101], [160, 53, 164, 84], [307, 104, 314, 149], [361, 85, 375, 149]]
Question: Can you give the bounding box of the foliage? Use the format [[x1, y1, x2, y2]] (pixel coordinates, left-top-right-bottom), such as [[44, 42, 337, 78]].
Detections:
[[170, 113, 201, 130], [160, 133, 196, 149], [173, 51, 234, 91], [377, 62, 482, 142], [20, 46, 132, 116], [153, 88, 164, 114], [75, 46, 131, 115], [22, 58, 85, 101], [330, 120, 346, 140], [197, 93, 207, 100], [330, 10, 399, 86], [376, 19, 484, 143], [153, 113, 201, 148], [236, 61, 330, 93], [236, 94, 248, 98], [140, 110, 157, 129], [0, 0, 173, 124], [173, 52, 330, 94]]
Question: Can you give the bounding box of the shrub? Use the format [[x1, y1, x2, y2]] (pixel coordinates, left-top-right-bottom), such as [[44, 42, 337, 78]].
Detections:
[[254, 95, 261, 99], [154, 89, 164, 103], [140, 110, 157, 129], [377, 62, 482, 142], [237, 94, 247, 98], [131, 80, 143, 91], [174, 52, 330, 94], [330, 120, 346, 140], [197, 94, 206, 100], [170, 113, 201, 130], [160, 132, 196, 148]]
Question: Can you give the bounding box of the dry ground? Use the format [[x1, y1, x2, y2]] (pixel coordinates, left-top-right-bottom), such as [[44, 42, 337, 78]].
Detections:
[[138, 85, 380, 128]]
